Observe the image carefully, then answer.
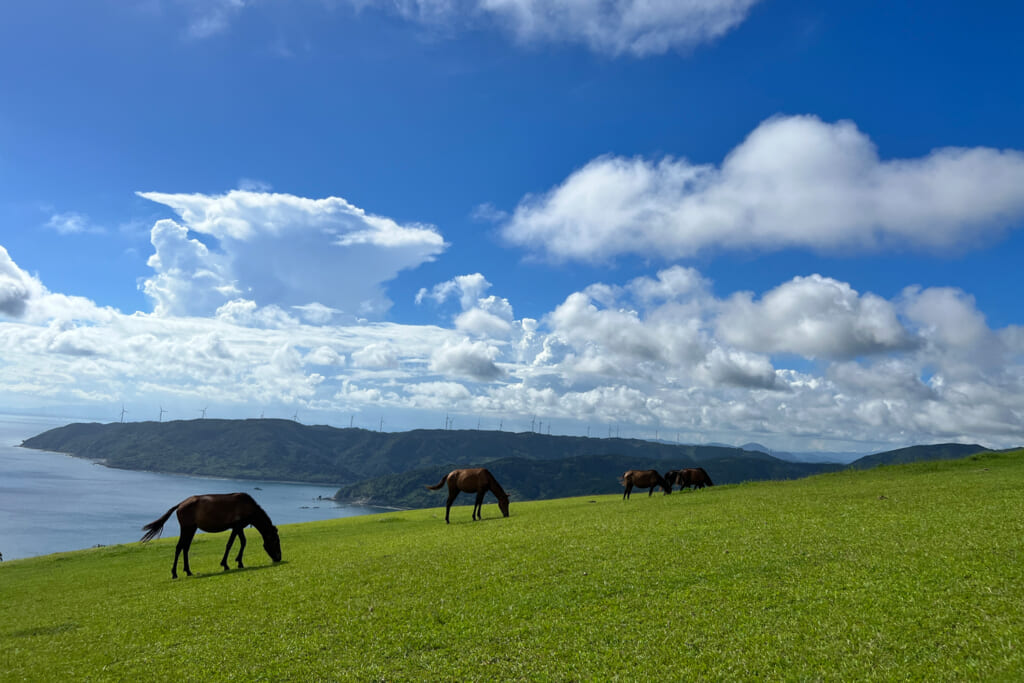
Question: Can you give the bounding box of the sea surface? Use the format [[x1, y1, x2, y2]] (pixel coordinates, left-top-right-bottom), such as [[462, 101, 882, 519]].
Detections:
[[0, 413, 382, 561]]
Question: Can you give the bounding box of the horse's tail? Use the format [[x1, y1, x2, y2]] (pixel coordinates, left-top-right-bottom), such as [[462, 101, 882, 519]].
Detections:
[[140, 503, 180, 543], [424, 473, 450, 490]]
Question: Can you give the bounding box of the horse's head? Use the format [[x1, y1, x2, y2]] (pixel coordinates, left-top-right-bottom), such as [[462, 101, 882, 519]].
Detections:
[[498, 495, 510, 518], [263, 525, 283, 563]]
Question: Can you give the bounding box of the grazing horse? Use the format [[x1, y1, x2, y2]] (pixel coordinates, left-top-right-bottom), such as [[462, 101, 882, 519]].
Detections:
[[425, 468, 510, 524], [620, 470, 672, 499], [140, 492, 282, 579], [668, 468, 714, 490]]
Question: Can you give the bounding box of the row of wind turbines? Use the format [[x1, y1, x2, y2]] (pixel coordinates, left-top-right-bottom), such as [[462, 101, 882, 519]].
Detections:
[[118, 405, 300, 424]]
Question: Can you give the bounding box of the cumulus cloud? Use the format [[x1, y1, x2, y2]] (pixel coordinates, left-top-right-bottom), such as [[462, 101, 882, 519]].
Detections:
[[139, 190, 447, 319], [502, 115, 1024, 262], [902, 286, 990, 352], [429, 339, 504, 381], [717, 274, 919, 359], [0, 246, 44, 318], [418, 273, 517, 339], [0, 246, 110, 324], [351, 343, 401, 369], [700, 346, 777, 389]]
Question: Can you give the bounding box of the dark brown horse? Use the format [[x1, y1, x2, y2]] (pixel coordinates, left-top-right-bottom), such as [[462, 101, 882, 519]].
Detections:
[[425, 468, 510, 524], [620, 470, 672, 499], [667, 468, 714, 490], [140, 493, 282, 578]]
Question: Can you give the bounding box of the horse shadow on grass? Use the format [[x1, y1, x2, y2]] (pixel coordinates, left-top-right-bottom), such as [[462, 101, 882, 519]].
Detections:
[[186, 560, 289, 580]]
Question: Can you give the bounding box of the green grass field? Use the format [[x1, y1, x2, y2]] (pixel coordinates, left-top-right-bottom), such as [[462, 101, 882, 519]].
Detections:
[[3, 451, 1023, 681]]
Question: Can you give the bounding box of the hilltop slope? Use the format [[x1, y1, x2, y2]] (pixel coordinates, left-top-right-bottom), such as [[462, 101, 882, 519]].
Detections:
[[2, 450, 1023, 680]]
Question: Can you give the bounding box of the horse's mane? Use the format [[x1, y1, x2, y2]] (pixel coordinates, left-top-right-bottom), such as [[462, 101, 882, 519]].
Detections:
[[250, 501, 275, 530], [489, 474, 509, 500]]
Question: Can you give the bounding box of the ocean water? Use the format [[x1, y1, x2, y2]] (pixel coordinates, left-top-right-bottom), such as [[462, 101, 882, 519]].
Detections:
[[0, 414, 382, 561]]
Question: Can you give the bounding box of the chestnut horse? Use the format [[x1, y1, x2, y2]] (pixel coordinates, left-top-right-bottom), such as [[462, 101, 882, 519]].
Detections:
[[425, 468, 510, 524], [666, 468, 714, 490], [620, 470, 672, 499], [140, 492, 282, 579]]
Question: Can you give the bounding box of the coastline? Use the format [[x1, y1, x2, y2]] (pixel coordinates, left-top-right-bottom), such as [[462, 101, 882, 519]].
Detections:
[[16, 442, 365, 492]]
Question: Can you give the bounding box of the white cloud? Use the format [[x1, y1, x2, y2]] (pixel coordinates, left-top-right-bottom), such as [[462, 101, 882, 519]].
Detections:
[[502, 115, 1024, 262], [0, 246, 44, 318], [181, 0, 247, 39], [429, 339, 504, 381], [294, 303, 341, 325], [165, 0, 759, 55], [138, 190, 447, 319], [46, 211, 104, 235], [351, 343, 401, 369], [215, 299, 299, 328], [700, 346, 777, 389], [0, 246, 113, 324], [418, 273, 517, 339], [366, 0, 761, 56], [902, 286, 990, 352], [304, 346, 346, 366], [717, 274, 918, 359]]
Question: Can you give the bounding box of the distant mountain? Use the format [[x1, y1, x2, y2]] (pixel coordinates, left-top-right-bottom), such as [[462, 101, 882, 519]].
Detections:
[[21, 419, 838, 504], [739, 442, 865, 464], [848, 443, 990, 469]]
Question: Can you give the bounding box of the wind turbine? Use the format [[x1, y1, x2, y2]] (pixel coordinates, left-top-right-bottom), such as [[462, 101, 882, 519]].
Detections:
[[159, 406, 167, 422], [198, 407, 207, 419], [119, 404, 128, 423]]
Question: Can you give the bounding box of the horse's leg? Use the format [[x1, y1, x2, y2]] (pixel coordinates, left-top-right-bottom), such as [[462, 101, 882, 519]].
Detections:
[[445, 491, 459, 524], [221, 529, 239, 571], [623, 482, 632, 500], [175, 526, 197, 578], [648, 486, 654, 497], [473, 490, 486, 521], [234, 528, 247, 568]]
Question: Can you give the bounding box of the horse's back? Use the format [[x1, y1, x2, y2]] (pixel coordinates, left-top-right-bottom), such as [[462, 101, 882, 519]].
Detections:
[[624, 469, 660, 488], [180, 493, 259, 531], [450, 468, 491, 492]]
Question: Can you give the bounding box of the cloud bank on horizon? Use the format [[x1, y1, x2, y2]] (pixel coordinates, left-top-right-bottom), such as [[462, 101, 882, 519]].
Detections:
[[3, 114, 1024, 450]]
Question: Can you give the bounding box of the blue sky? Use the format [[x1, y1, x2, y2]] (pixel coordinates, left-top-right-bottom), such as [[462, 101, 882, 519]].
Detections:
[[2, 0, 1023, 453]]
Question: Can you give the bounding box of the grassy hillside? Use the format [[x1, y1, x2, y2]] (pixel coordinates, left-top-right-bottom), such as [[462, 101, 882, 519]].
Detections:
[[3, 450, 1022, 680], [849, 442, 988, 469]]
